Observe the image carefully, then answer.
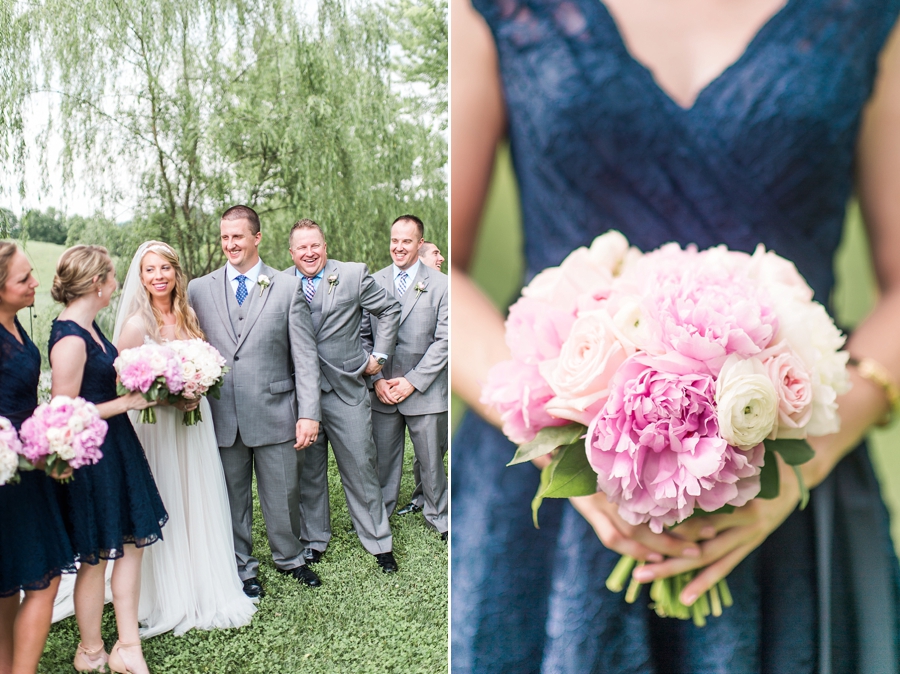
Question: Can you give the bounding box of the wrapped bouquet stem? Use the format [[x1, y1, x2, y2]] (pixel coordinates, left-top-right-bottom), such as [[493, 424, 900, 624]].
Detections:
[[486, 231, 850, 625]]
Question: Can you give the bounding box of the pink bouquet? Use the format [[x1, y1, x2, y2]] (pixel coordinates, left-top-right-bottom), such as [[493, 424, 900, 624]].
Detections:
[[483, 231, 850, 625], [167, 339, 229, 426], [20, 396, 107, 479], [114, 343, 185, 423], [0, 417, 24, 486]]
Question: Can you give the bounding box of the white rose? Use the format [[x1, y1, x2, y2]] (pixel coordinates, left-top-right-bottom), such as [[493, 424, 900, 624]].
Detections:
[[56, 443, 76, 461], [0, 446, 17, 486], [716, 355, 779, 450], [587, 230, 631, 275], [540, 310, 627, 425]]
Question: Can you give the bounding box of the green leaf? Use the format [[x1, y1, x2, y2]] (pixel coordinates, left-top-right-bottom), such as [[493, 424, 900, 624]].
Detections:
[[530, 440, 597, 527], [758, 448, 780, 499], [17, 456, 35, 471], [508, 424, 586, 466], [793, 465, 810, 510], [765, 438, 814, 466]]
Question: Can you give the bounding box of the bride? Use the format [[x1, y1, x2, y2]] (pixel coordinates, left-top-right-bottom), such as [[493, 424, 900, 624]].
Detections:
[[113, 240, 256, 637]]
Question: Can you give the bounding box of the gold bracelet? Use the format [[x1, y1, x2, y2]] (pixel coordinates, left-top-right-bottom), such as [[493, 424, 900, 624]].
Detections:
[[848, 356, 900, 427]]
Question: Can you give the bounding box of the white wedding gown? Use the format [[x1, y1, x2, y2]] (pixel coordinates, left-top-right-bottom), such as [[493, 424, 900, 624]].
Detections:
[[52, 323, 256, 636]]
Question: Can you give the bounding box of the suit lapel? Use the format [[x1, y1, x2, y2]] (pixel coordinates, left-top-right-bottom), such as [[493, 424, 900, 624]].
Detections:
[[212, 268, 237, 343], [235, 262, 275, 351], [400, 265, 428, 325], [316, 259, 339, 335]]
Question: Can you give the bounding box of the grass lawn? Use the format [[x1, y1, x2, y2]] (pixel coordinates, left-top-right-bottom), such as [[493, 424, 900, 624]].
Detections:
[[38, 442, 448, 673], [458, 145, 900, 554], [15, 240, 448, 673]]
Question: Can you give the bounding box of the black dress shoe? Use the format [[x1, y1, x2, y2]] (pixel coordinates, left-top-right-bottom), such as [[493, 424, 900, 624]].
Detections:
[[396, 502, 422, 516], [305, 549, 324, 564], [278, 565, 322, 587], [242, 577, 264, 598], [375, 551, 398, 573], [441, 531, 448, 543]]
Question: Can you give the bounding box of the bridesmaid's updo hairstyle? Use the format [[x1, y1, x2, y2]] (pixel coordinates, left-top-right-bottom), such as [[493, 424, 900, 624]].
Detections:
[[51, 245, 113, 305], [0, 242, 19, 292]]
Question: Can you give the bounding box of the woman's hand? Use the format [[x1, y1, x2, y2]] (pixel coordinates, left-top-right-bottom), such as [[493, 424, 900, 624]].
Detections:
[[171, 397, 200, 412], [631, 454, 800, 606], [569, 491, 704, 563], [121, 392, 156, 412]]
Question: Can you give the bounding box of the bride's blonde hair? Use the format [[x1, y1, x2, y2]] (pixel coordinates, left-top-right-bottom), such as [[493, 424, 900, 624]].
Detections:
[[128, 241, 204, 342]]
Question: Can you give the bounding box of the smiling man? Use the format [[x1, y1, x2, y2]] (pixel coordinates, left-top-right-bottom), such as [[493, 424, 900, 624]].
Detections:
[[418, 241, 445, 272], [287, 219, 403, 573]]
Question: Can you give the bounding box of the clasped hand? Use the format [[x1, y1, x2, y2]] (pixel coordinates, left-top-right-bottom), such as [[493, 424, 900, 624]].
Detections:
[[573, 453, 801, 606], [373, 377, 415, 405]]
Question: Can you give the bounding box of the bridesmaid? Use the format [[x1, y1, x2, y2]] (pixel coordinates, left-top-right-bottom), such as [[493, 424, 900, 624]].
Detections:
[[50, 245, 167, 674], [0, 242, 75, 674]]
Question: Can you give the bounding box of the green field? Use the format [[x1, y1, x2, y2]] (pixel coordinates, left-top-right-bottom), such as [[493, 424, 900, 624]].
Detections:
[[457, 145, 900, 552], [17, 241, 448, 673]]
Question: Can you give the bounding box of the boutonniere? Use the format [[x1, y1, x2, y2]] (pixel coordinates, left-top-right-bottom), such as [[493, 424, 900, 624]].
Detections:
[[414, 281, 427, 299], [257, 275, 271, 297], [327, 274, 339, 294]]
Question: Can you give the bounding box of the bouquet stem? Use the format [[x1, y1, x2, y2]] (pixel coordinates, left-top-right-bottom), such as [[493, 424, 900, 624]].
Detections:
[[183, 409, 202, 426], [139, 407, 157, 424], [605, 555, 637, 593]]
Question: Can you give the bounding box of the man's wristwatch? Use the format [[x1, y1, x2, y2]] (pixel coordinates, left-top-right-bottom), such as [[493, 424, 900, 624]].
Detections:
[[375, 356, 387, 366]]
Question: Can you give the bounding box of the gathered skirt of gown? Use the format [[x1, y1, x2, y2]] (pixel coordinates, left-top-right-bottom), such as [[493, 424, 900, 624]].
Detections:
[[53, 398, 256, 634]]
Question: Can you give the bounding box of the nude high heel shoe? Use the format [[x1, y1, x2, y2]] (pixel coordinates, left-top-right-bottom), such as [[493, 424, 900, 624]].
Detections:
[[73, 641, 109, 672], [108, 640, 149, 674]]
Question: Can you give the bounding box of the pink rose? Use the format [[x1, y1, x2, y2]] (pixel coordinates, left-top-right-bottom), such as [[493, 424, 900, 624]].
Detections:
[[760, 342, 814, 438], [587, 352, 763, 533], [505, 297, 576, 364], [539, 311, 630, 425], [481, 360, 568, 445]]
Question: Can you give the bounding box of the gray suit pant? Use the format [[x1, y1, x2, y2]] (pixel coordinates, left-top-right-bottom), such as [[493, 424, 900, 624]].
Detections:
[[410, 413, 448, 508], [298, 391, 393, 555], [219, 431, 307, 581], [375, 410, 448, 534]]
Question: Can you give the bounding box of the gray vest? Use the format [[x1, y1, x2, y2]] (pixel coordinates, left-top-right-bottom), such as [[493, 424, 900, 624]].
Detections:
[[306, 276, 324, 333], [225, 273, 256, 341]]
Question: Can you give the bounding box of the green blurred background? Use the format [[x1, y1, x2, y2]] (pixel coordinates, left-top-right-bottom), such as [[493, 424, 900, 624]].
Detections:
[[453, 144, 900, 551]]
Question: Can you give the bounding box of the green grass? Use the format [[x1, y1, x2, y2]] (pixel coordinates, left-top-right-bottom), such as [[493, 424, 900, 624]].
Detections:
[[39, 442, 448, 673], [458, 145, 900, 554]]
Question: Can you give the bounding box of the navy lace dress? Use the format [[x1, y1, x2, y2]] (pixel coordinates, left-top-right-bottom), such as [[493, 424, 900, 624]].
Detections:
[[51, 320, 167, 563], [0, 318, 74, 596], [452, 1, 900, 673]]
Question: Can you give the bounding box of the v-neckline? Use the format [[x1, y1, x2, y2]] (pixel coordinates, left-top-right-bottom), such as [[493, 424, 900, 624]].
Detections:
[[596, 0, 796, 112]]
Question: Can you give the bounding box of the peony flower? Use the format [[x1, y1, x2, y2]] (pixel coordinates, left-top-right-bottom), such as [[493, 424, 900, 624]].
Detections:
[[587, 352, 764, 533], [760, 342, 814, 438], [481, 360, 568, 445], [715, 355, 779, 450], [540, 310, 630, 425], [505, 297, 576, 365], [0, 417, 23, 486]]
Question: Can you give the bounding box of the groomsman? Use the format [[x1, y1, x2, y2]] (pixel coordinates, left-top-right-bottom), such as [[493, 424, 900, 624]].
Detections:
[[365, 215, 448, 539], [418, 241, 445, 272], [288, 219, 403, 573]]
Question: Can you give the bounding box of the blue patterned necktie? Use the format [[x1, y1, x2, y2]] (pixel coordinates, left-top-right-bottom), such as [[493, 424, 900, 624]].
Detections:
[[304, 276, 316, 303], [396, 271, 408, 298], [235, 275, 249, 306]]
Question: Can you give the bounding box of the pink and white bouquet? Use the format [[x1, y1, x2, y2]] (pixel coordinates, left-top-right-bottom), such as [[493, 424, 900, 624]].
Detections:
[[482, 231, 850, 625], [167, 339, 229, 425], [114, 342, 185, 423], [20, 396, 107, 479], [0, 417, 24, 486]]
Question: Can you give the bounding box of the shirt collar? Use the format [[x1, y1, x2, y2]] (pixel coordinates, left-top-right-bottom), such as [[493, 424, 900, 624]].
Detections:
[[393, 260, 420, 282], [227, 258, 264, 284], [295, 266, 325, 281]]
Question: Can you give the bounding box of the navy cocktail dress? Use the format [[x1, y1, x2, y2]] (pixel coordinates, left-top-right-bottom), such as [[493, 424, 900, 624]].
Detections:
[[0, 318, 74, 596], [51, 320, 167, 563], [452, 1, 900, 672]]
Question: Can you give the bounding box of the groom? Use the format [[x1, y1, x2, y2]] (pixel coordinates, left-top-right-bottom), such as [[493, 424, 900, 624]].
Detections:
[[188, 205, 322, 595]]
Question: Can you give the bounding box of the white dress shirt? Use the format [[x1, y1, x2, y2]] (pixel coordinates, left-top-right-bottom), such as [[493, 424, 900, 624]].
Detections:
[[226, 258, 264, 299]]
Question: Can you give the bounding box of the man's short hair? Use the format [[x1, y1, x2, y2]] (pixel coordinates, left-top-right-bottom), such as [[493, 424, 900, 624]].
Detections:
[[419, 241, 436, 258], [391, 214, 424, 239], [290, 218, 325, 243], [221, 205, 261, 235]]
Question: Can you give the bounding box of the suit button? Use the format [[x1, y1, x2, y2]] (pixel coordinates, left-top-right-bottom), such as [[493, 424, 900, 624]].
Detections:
[[239, 317, 244, 321], [234, 356, 240, 361]]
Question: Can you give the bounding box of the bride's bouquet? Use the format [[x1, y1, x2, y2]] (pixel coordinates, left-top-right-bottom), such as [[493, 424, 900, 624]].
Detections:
[[0, 417, 24, 486], [482, 231, 850, 626], [114, 343, 185, 423], [167, 339, 229, 426], [19, 396, 107, 480]]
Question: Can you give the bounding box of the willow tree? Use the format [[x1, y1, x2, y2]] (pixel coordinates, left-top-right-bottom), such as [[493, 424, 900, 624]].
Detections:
[[17, 0, 446, 276]]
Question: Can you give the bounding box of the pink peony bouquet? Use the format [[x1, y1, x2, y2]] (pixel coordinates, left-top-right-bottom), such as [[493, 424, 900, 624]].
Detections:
[[20, 396, 107, 480], [0, 417, 24, 486], [167, 339, 229, 426], [482, 231, 850, 625], [114, 342, 185, 423]]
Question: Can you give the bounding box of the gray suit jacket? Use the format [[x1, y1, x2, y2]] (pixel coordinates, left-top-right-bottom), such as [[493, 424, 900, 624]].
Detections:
[[285, 259, 400, 406], [363, 263, 448, 416], [188, 262, 321, 448]]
